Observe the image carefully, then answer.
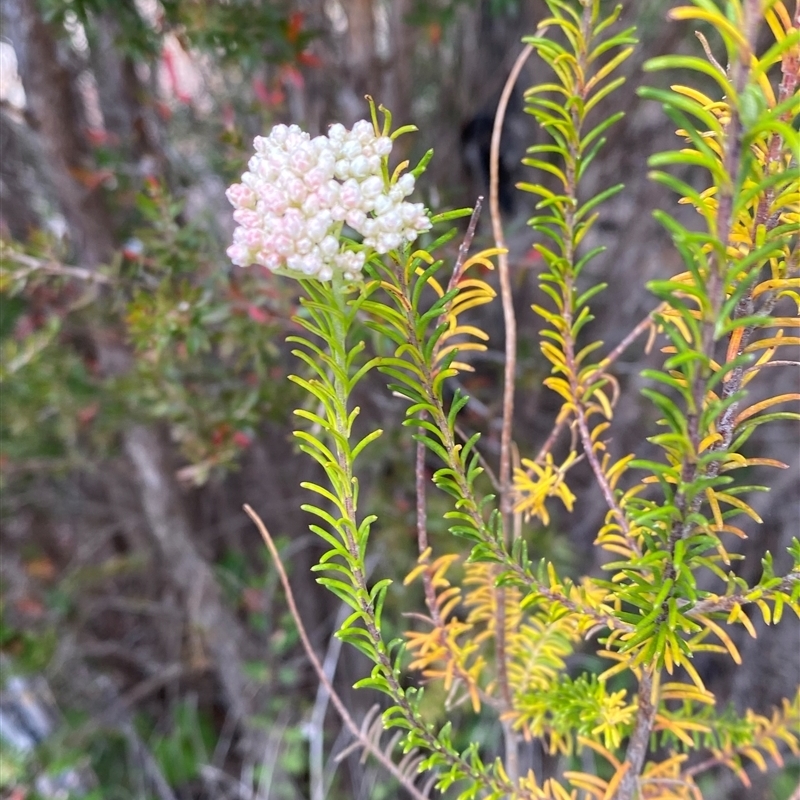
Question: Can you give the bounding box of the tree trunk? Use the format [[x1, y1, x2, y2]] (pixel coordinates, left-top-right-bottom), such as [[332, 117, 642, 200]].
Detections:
[[3, 0, 115, 266]]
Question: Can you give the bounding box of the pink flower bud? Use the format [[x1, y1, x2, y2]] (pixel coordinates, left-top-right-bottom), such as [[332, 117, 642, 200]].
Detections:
[[257, 251, 283, 271], [361, 175, 383, 199], [302, 192, 322, 217], [306, 214, 330, 241], [346, 209, 367, 229], [273, 234, 294, 257], [253, 134, 271, 153], [269, 125, 289, 145], [340, 179, 362, 209], [352, 120, 374, 144], [318, 180, 340, 207], [227, 244, 251, 266], [342, 139, 362, 160], [373, 195, 394, 216], [282, 208, 305, 239], [317, 150, 336, 175], [397, 173, 415, 196], [374, 137, 392, 157], [304, 167, 327, 191], [295, 237, 313, 255], [286, 254, 306, 273], [379, 211, 401, 232], [241, 172, 259, 190], [349, 155, 370, 179], [233, 209, 260, 227], [290, 145, 314, 175], [305, 253, 323, 275], [226, 183, 257, 209], [328, 123, 346, 142], [334, 160, 350, 180], [377, 233, 402, 252], [320, 235, 339, 258], [262, 185, 288, 215], [241, 228, 263, 249], [286, 177, 307, 205]]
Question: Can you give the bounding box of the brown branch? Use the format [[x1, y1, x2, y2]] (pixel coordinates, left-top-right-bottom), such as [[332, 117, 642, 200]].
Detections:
[[575, 406, 638, 555], [599, 309, 659, 372], [532, 417, 568, 466], [640, 776, 703, 800], [615, 668, 655, 800], [743, 360, 800, 374], [1, 246, 113, 283], [688, 571, 800, 616], [448, 197, 484, 292], [682, 754, 731, 780], [244, 505, 429, 800], [490, 42, 534, 785], [490, 42, 533, 544]]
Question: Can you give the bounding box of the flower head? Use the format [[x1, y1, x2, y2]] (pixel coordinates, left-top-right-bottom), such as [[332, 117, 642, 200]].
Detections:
[[226, 120, 431, 281]]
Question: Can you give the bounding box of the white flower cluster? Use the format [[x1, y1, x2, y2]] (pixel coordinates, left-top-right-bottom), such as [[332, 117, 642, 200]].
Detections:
[[226, 120, 431, 281]]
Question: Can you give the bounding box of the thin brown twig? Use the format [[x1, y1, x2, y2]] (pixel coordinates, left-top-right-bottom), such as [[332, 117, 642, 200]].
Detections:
[[641, 776, 703, 800], [490, 41, 534, 786], [1, 246, 112, 283], [243, 505, 429, 800], [599, 309, 659, 372], [532, 417, 568, 466], [688, 571, 800, 616], [616, 668, 655, 800], [743, 360, 800, 373], [490, 42, 532, 543], [448, 197, 484, 292], [575, 406, 638, 554]]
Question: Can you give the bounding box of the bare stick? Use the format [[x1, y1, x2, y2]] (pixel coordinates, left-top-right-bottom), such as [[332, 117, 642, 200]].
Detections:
[[244, 505, 429, 800], [447, 197, 484, 292], [1, 245, 112, 283], [532, 417, 568, 466], [616, 668, 655, 800], [490, 42, 534, 786], [575, 406, 638, 555], [599, 309, 658, 372], [490, 42, 533, 544]]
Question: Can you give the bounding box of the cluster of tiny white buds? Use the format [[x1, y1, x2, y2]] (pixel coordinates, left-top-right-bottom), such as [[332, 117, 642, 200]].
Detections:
[[226, 120, 432, 281]]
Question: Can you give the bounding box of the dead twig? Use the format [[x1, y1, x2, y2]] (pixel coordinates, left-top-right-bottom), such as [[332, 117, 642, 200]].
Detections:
[[0, 245, 112, 283], [489, 41, 535, 785], [244, 505, 429, 800]]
